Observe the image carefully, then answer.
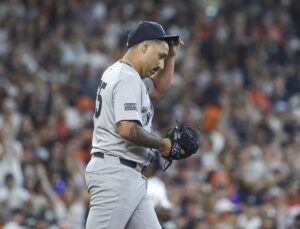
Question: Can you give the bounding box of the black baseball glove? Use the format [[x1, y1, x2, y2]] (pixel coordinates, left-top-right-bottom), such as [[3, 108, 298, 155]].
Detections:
[[162, 121, 200, 171]]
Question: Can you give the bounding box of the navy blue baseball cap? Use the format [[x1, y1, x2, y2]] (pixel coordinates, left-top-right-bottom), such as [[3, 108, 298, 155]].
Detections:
[[127, 21, 179, 48]]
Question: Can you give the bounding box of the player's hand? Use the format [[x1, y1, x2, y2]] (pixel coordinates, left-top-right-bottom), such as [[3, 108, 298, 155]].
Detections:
[[159, 138, 172, 158], [168, 38, 184, 57], [159, 138, 186, 158]]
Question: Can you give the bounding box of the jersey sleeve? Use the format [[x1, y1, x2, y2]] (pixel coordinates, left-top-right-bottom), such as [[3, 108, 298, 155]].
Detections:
[[113, 75, 142, 125]]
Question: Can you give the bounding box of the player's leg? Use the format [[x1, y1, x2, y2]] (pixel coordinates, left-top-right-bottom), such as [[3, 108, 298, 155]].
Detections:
[[126, 194, 162, 229], [85, 157, 123, 228], [85, 156, 146, 229]]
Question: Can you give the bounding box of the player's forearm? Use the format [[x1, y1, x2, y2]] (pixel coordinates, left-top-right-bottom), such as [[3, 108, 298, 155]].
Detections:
[[116, 121, 170, 156], [150, 56, 175, 99]]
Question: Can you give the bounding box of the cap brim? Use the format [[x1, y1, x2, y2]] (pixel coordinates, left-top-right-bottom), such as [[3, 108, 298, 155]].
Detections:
[[160, 35, 179, 42]]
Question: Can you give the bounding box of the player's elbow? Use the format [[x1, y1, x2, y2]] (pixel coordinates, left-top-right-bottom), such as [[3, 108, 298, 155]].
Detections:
[[116, 123, 129, 139], [117, 128, 129, 139], [149, 89, 164, 100], [116, 120, 139, 140]]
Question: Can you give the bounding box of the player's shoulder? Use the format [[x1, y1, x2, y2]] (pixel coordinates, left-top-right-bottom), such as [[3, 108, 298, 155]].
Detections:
[[116, 61, 142, 84], [103, 61, 140, 82], [103, 61, 121, 76]]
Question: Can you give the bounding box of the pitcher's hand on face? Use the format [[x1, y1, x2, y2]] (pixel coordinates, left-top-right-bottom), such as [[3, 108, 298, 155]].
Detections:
[[168, 39, 184, 57]]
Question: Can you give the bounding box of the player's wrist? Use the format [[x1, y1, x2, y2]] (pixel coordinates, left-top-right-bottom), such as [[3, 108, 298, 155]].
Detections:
[[167, 53, 176, 59], [159, 138, 171, 157]]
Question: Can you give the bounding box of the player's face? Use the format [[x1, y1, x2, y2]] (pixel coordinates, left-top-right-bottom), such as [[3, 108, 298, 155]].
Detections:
[[142, 40, 169, 78]]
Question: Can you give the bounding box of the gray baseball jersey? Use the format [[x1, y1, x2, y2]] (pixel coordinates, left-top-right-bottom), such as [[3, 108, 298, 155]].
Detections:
[[91, 61, 154, 165]]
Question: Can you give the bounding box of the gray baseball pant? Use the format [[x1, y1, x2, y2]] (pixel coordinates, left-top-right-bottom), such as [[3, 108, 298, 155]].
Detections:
[[85, 154, 161, 229]]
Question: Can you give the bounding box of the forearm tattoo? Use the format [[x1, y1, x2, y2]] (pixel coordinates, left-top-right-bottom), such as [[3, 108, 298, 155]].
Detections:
[[128, 123, 164, 149]]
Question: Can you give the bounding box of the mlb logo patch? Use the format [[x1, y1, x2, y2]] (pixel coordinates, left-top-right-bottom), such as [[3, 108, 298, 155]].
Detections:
[[141, 107, 148, 113]]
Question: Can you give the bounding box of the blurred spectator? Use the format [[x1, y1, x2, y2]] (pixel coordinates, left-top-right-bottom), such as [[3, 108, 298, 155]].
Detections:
[[236, 198, 262, 229], [3, 208, 25, 229], [0, 173, 30, 212]]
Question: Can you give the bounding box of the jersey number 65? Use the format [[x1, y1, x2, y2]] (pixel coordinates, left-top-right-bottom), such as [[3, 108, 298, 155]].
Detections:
[[95, 79, 107, 118]]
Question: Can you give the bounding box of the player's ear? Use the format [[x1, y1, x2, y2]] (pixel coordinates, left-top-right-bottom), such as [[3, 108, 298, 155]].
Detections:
[[141, 40, 150, 53]]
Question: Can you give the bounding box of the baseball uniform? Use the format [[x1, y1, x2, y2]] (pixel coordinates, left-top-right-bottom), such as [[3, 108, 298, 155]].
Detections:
[[85, 60, 161, 229]]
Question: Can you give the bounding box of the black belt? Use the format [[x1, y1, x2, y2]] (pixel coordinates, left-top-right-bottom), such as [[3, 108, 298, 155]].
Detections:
[[93, 152, 138, 169]]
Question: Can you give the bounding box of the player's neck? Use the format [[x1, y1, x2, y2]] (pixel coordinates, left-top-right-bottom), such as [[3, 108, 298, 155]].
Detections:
[[121, 53, 141, 76], [120, 59, 134, 69]]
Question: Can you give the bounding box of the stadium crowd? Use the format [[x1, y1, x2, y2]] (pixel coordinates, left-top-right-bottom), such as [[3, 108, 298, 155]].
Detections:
[[0, 0, 300, 228]]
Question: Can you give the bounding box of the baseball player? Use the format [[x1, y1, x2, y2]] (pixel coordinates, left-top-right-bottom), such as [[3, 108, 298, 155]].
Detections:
[[85, 21, 183, 229]]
